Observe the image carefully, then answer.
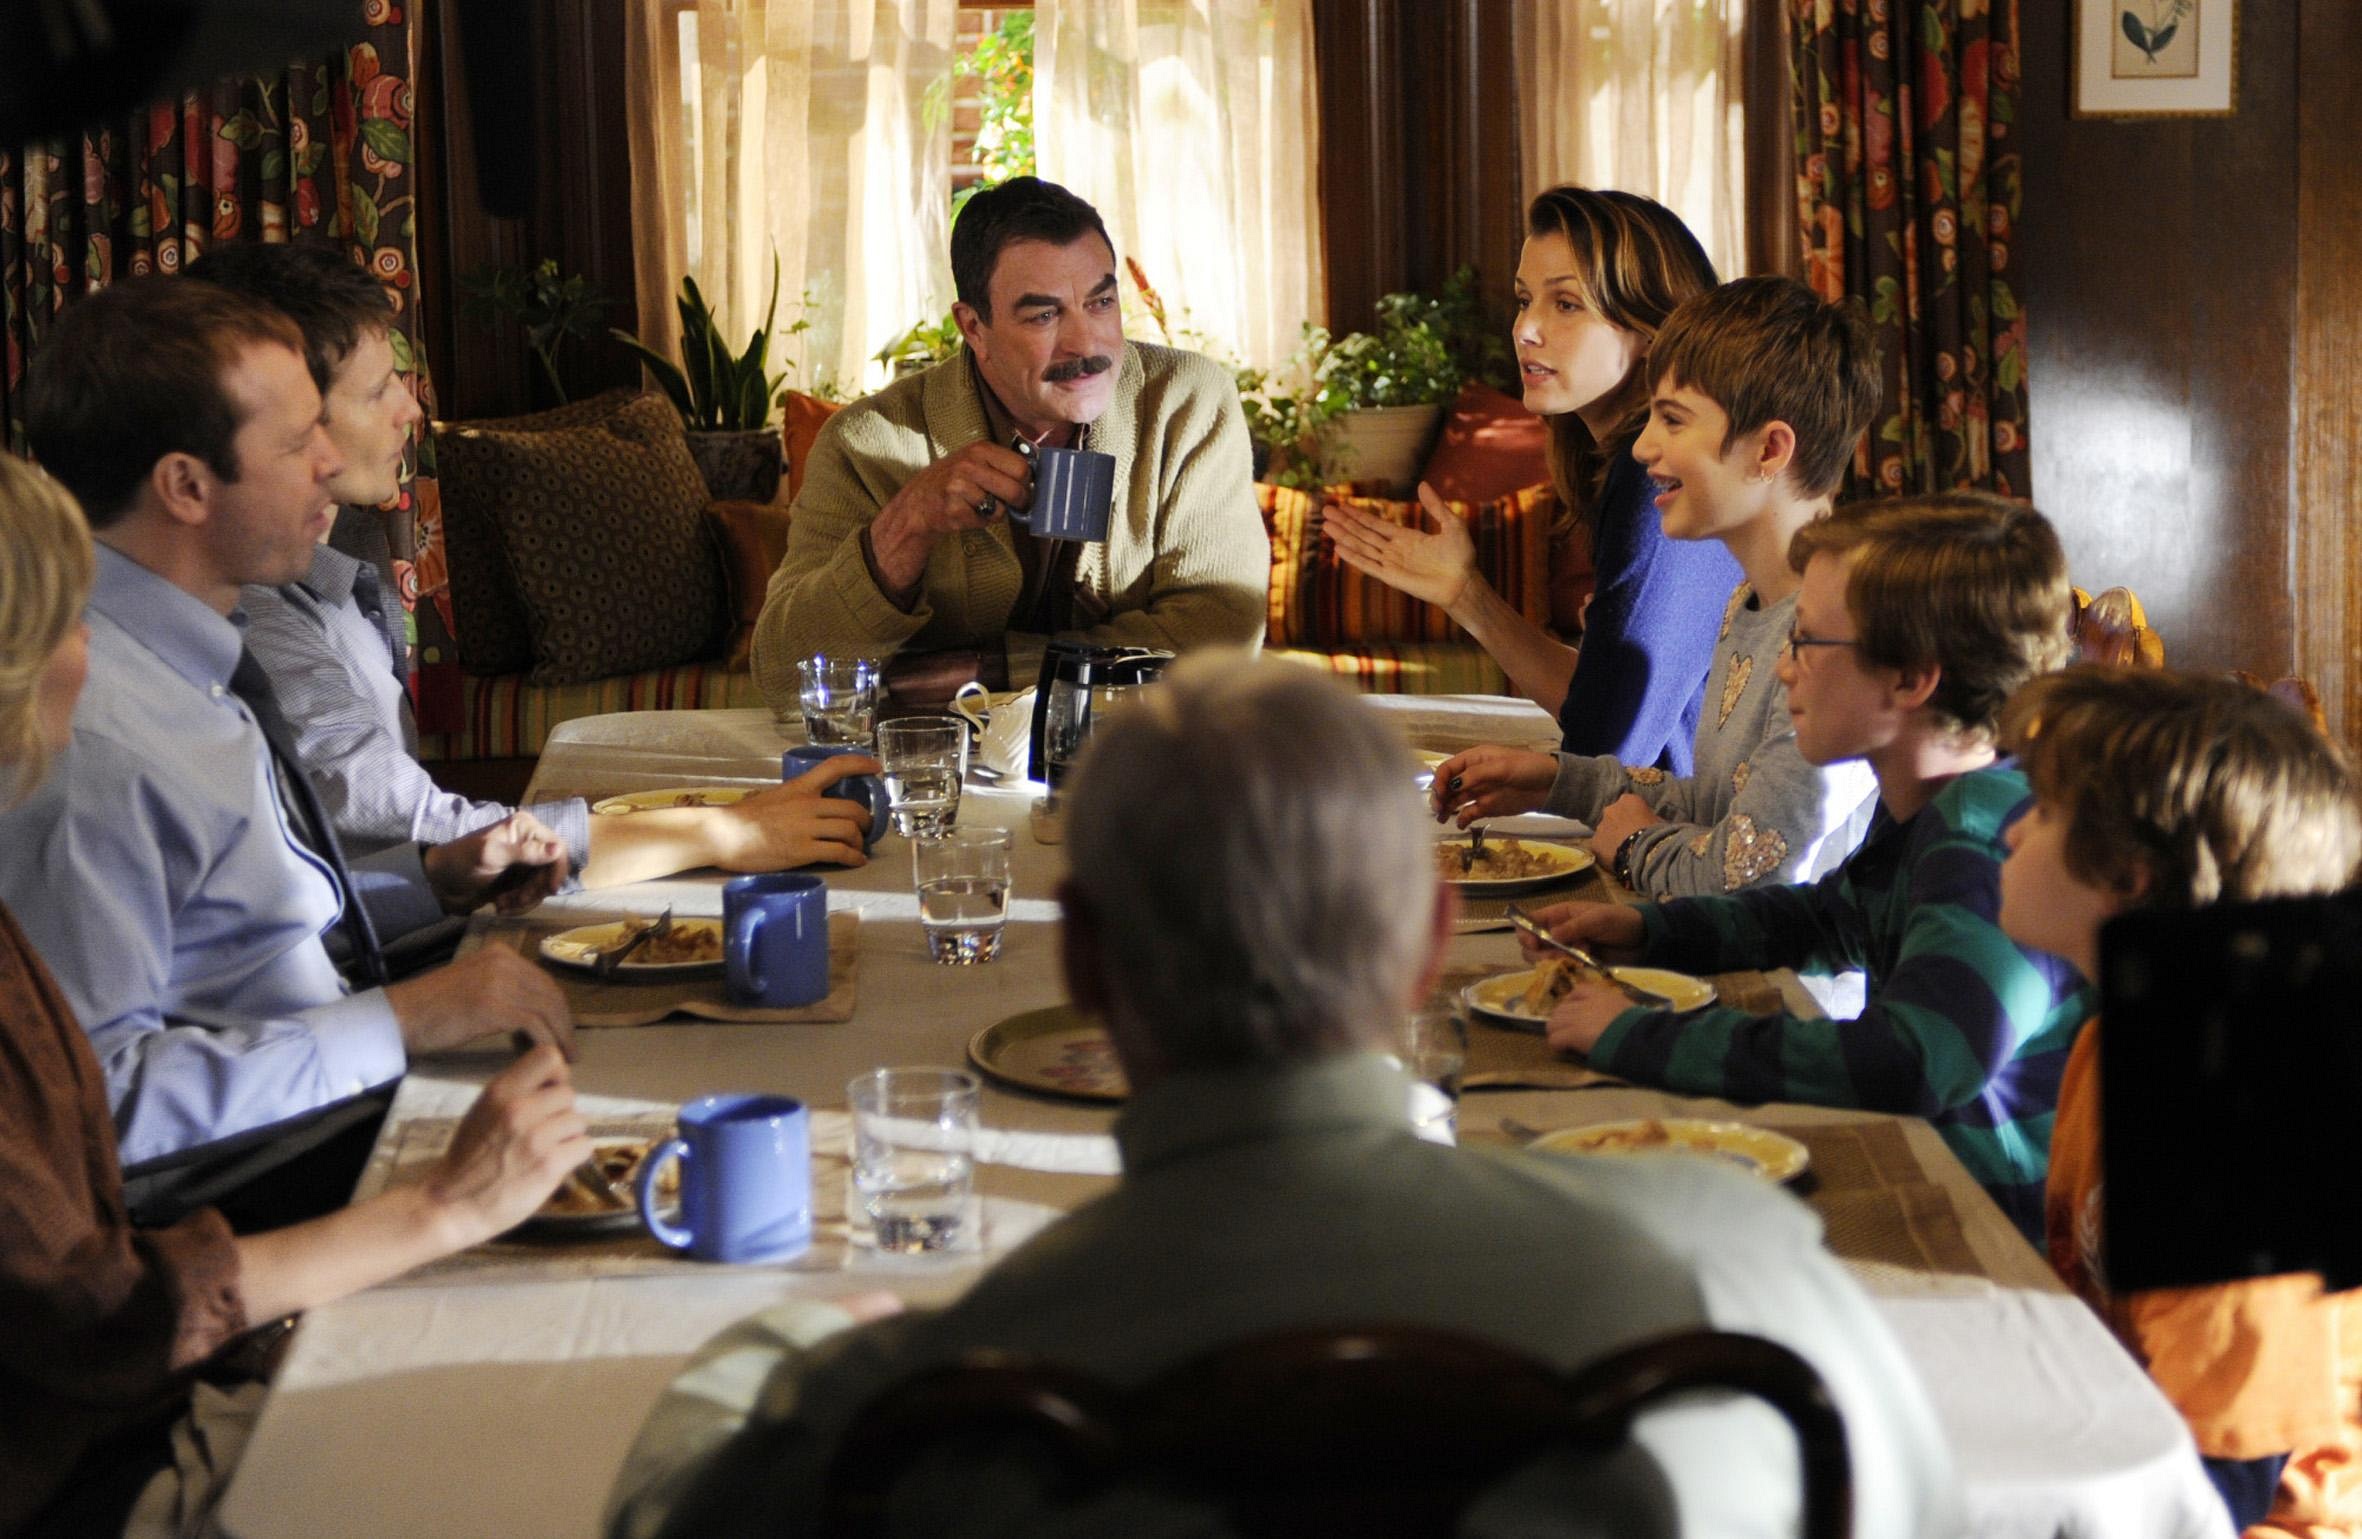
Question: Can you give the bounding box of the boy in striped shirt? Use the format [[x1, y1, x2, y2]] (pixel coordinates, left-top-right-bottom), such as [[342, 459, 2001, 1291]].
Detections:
[[1528, 494, 2089, 1239]]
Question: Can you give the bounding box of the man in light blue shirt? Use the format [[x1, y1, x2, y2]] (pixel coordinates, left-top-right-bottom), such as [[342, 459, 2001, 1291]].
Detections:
[[0, 277, 577, 1217]]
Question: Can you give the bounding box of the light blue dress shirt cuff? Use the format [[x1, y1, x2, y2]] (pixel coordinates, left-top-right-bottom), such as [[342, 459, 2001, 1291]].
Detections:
[[352, 843, 449, 942], [302, 987, 411, 1103]]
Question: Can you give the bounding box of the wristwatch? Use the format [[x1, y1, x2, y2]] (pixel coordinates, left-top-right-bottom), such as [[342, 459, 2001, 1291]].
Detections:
[[1611, 828, 1650, 888]]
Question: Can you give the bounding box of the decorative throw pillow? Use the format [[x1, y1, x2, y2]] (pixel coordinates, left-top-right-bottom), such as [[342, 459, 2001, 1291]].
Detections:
[[1420, 382, 1551, 504], [705, 498, 793, 669], [1256, 482, 1556, 648], [433, 389, 640, 674], [781, 390, 844, 502], [442, 392, 729, 684]]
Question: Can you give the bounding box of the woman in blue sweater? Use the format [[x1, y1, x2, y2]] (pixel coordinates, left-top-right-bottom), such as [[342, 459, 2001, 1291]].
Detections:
[[1328, 187, 1738, 770]]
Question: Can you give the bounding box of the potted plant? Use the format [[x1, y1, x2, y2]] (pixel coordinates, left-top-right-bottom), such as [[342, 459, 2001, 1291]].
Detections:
[[613, 259, 802, 501], [459, 258, 614, 406], [873, 311, 965, 379]]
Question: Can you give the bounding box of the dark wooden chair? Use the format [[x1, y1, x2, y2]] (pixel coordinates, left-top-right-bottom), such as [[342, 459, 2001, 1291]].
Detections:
[[823, 1325, 1851, 1539]]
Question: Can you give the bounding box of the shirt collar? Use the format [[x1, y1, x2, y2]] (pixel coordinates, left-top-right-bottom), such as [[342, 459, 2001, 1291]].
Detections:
[[292, 541, 367, 606], [89, 544, 245, 694], [1113, 1052, 1416, 1173]]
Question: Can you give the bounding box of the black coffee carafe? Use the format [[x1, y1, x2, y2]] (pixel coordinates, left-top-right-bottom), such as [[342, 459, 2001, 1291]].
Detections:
[[1028, 641, 1173, 788]]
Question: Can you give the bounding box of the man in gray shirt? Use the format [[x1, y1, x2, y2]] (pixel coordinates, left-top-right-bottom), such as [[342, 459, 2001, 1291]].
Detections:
[[605, 656, 1961, 1539]]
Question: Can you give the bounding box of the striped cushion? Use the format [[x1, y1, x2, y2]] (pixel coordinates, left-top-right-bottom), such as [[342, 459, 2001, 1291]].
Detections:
[[1268, 644, 1508, 696], [1258, 482, 1555, 647], [417, 660, 770, 762]]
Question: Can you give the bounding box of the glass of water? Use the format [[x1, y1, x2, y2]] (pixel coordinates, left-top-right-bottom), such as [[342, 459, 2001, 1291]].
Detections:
[[798, 655, 880, 747], [913, 826, 1011, 964], [876, 716, 967, 837], [847, 1067, 979, 1254]]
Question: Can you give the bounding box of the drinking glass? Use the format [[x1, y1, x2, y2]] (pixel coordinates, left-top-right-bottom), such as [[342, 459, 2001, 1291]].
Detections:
[[797, 656, 880, 747], [847, 1067, 980, 1253], [876, 717, 968, 837], [913, 827, 1012, 964], [1397, 1002, 1468, 1143]]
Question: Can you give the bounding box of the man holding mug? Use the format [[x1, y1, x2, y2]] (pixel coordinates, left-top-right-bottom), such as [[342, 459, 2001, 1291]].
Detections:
[[750, 177, 1269, 699]]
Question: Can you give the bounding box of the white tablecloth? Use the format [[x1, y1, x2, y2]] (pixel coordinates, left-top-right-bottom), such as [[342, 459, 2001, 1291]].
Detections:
[[218, 701, 2229, 1539]]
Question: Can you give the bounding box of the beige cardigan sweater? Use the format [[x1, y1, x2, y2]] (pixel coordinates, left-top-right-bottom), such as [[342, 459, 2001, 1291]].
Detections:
[[750, 341, 1269, 703]]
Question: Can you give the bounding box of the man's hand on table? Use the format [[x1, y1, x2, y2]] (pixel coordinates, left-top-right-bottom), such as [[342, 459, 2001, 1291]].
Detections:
[[423, 811, 571, 915], [1431, 744, 1556, 824], [706, 760, 877, 872], [1588, 792, 1664, 870], [1518, 900, 1646, 963], [387, 946, 577, 1060], [865, 441, 1035, 598], [420, 1045, 589, 1247]]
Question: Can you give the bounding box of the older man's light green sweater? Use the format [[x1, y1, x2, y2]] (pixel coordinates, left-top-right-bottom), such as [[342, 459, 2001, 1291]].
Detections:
[[750, 341, 1269, 703]]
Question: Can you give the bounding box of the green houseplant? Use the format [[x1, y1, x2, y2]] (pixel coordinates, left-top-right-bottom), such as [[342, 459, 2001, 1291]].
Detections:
[[459, 258, 614, 405], [613, 260, 800, 500]]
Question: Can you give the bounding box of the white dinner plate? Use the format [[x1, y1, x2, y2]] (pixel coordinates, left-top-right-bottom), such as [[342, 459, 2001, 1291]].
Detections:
[[1529, 1119, 1809, 1184], [1433, 836, 1595, 894], [539, 918, 725, 977], [1462, 964, 1716, 1029], [590, 786, 755, 815]]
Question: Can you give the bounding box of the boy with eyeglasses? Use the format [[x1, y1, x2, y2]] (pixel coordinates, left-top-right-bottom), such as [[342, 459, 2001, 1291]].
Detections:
[[1525, 494, 2090, 1239]]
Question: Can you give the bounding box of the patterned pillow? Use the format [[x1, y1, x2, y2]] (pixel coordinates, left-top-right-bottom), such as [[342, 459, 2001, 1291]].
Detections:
[[440, 393, 729, 685], [433, 389, 641, 674], [1256, 482, 1556, 647]]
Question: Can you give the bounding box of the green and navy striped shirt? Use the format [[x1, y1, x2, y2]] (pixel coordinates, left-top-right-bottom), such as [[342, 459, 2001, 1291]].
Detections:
[[1593, 763, 2091, 1240]]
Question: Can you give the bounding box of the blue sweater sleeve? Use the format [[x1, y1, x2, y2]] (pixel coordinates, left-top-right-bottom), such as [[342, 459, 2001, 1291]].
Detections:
[[1554, 451, 1741, 773]]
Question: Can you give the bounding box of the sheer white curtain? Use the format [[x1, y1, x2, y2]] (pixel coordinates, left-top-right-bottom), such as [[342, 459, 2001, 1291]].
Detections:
[[1513, 0, 1747, 279], [627, 0, 956, 399], [1034, 0, 1322, 373]]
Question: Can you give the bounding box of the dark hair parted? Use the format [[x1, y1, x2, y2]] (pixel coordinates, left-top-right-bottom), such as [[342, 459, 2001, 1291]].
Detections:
[[2002, 667, 2362, 910], [23, 278, 305, 528], [1522, 186, 1718, 526], [1647, 277, 1881, 498], [950, 176, 1114, 320], [1788, 492, 2073, 739], [187, 242, 397, 396]]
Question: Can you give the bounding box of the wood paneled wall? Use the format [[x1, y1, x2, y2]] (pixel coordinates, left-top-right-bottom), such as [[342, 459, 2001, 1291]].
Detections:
[[2016, 0, 2362, 741]]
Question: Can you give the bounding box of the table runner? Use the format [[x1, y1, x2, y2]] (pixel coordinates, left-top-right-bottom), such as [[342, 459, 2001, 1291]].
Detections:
[[500, 911, 860, 1025]]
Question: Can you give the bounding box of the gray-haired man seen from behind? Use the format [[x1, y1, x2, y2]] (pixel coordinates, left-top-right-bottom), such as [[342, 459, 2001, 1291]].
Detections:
[[605, 655, 1963, 1539]]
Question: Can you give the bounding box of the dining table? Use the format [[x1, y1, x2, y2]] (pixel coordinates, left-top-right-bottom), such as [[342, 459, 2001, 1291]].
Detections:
[[216, 693, 2233, 1539]]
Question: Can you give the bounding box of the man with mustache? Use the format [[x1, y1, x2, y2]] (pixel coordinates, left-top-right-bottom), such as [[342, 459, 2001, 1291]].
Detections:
[[750, 177, 1269, 695]]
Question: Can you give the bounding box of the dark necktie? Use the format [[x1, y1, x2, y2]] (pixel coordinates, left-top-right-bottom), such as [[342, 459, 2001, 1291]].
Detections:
[[228, 649, 390, 987]]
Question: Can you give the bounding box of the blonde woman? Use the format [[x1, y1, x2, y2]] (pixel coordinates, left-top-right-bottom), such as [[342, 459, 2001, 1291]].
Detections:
[[1326, 187, 1739, 770], [0, 454, 589, 1538]]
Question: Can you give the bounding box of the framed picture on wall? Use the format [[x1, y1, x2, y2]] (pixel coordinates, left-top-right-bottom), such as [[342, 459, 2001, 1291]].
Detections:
[[2074, 0, 2238, 118]]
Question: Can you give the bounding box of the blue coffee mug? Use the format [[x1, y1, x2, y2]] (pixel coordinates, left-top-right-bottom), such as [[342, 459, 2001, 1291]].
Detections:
[[723, 872, 831, 1008], [638, 1093, 812, 1263], [1009, 444, 1115, 542], [782, 743, 889, 848]]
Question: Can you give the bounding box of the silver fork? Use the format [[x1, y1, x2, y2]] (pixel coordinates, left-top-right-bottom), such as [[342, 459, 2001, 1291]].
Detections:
[[1502, 902, 1677, 1008], [593, 906, 674, 979], [1460, 821, 1488, 874]]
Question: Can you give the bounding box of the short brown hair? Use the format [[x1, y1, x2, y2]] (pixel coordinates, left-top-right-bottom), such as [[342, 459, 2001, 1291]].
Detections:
[[1647, 277, 1881, 498], [23, 277, 306, 528], [2003, 667, 2362, 907], [1788, 492, 2072, 738], [0, 455, 96, 803], [187, 242, 397, 396]]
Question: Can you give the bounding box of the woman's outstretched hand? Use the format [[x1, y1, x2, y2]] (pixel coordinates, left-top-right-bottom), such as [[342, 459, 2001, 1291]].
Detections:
[[1325, 482, 1481, 612]]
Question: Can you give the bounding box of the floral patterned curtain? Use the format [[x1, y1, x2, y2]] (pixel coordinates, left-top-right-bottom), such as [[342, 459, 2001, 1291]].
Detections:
[[1792, 0, 2030, 497], [0, 12, 452, 683]]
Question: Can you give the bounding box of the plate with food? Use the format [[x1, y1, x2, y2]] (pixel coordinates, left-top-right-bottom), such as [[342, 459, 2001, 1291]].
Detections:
[[968, 1005, 1129, 1103], [1432, 835, 1596, 893], [590, 786, 756, 815], [512, 1139, 682, 1237], [539, 917, 726, 976], [1462, 960, 1716, 1027], [1528, 1118, 1809, 1184]]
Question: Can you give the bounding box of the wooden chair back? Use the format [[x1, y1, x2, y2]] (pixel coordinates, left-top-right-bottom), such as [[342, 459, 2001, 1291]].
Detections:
[[824, 1326, 1852, 1539]]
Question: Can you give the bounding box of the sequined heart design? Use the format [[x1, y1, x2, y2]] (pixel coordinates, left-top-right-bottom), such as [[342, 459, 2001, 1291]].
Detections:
[[1720, 655, 1754, 728]]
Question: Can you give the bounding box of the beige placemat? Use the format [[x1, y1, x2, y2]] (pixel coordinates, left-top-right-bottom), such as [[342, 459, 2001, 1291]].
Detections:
[[499, 911, 859, 1026], [1791, 1119, 1981, 1278]]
